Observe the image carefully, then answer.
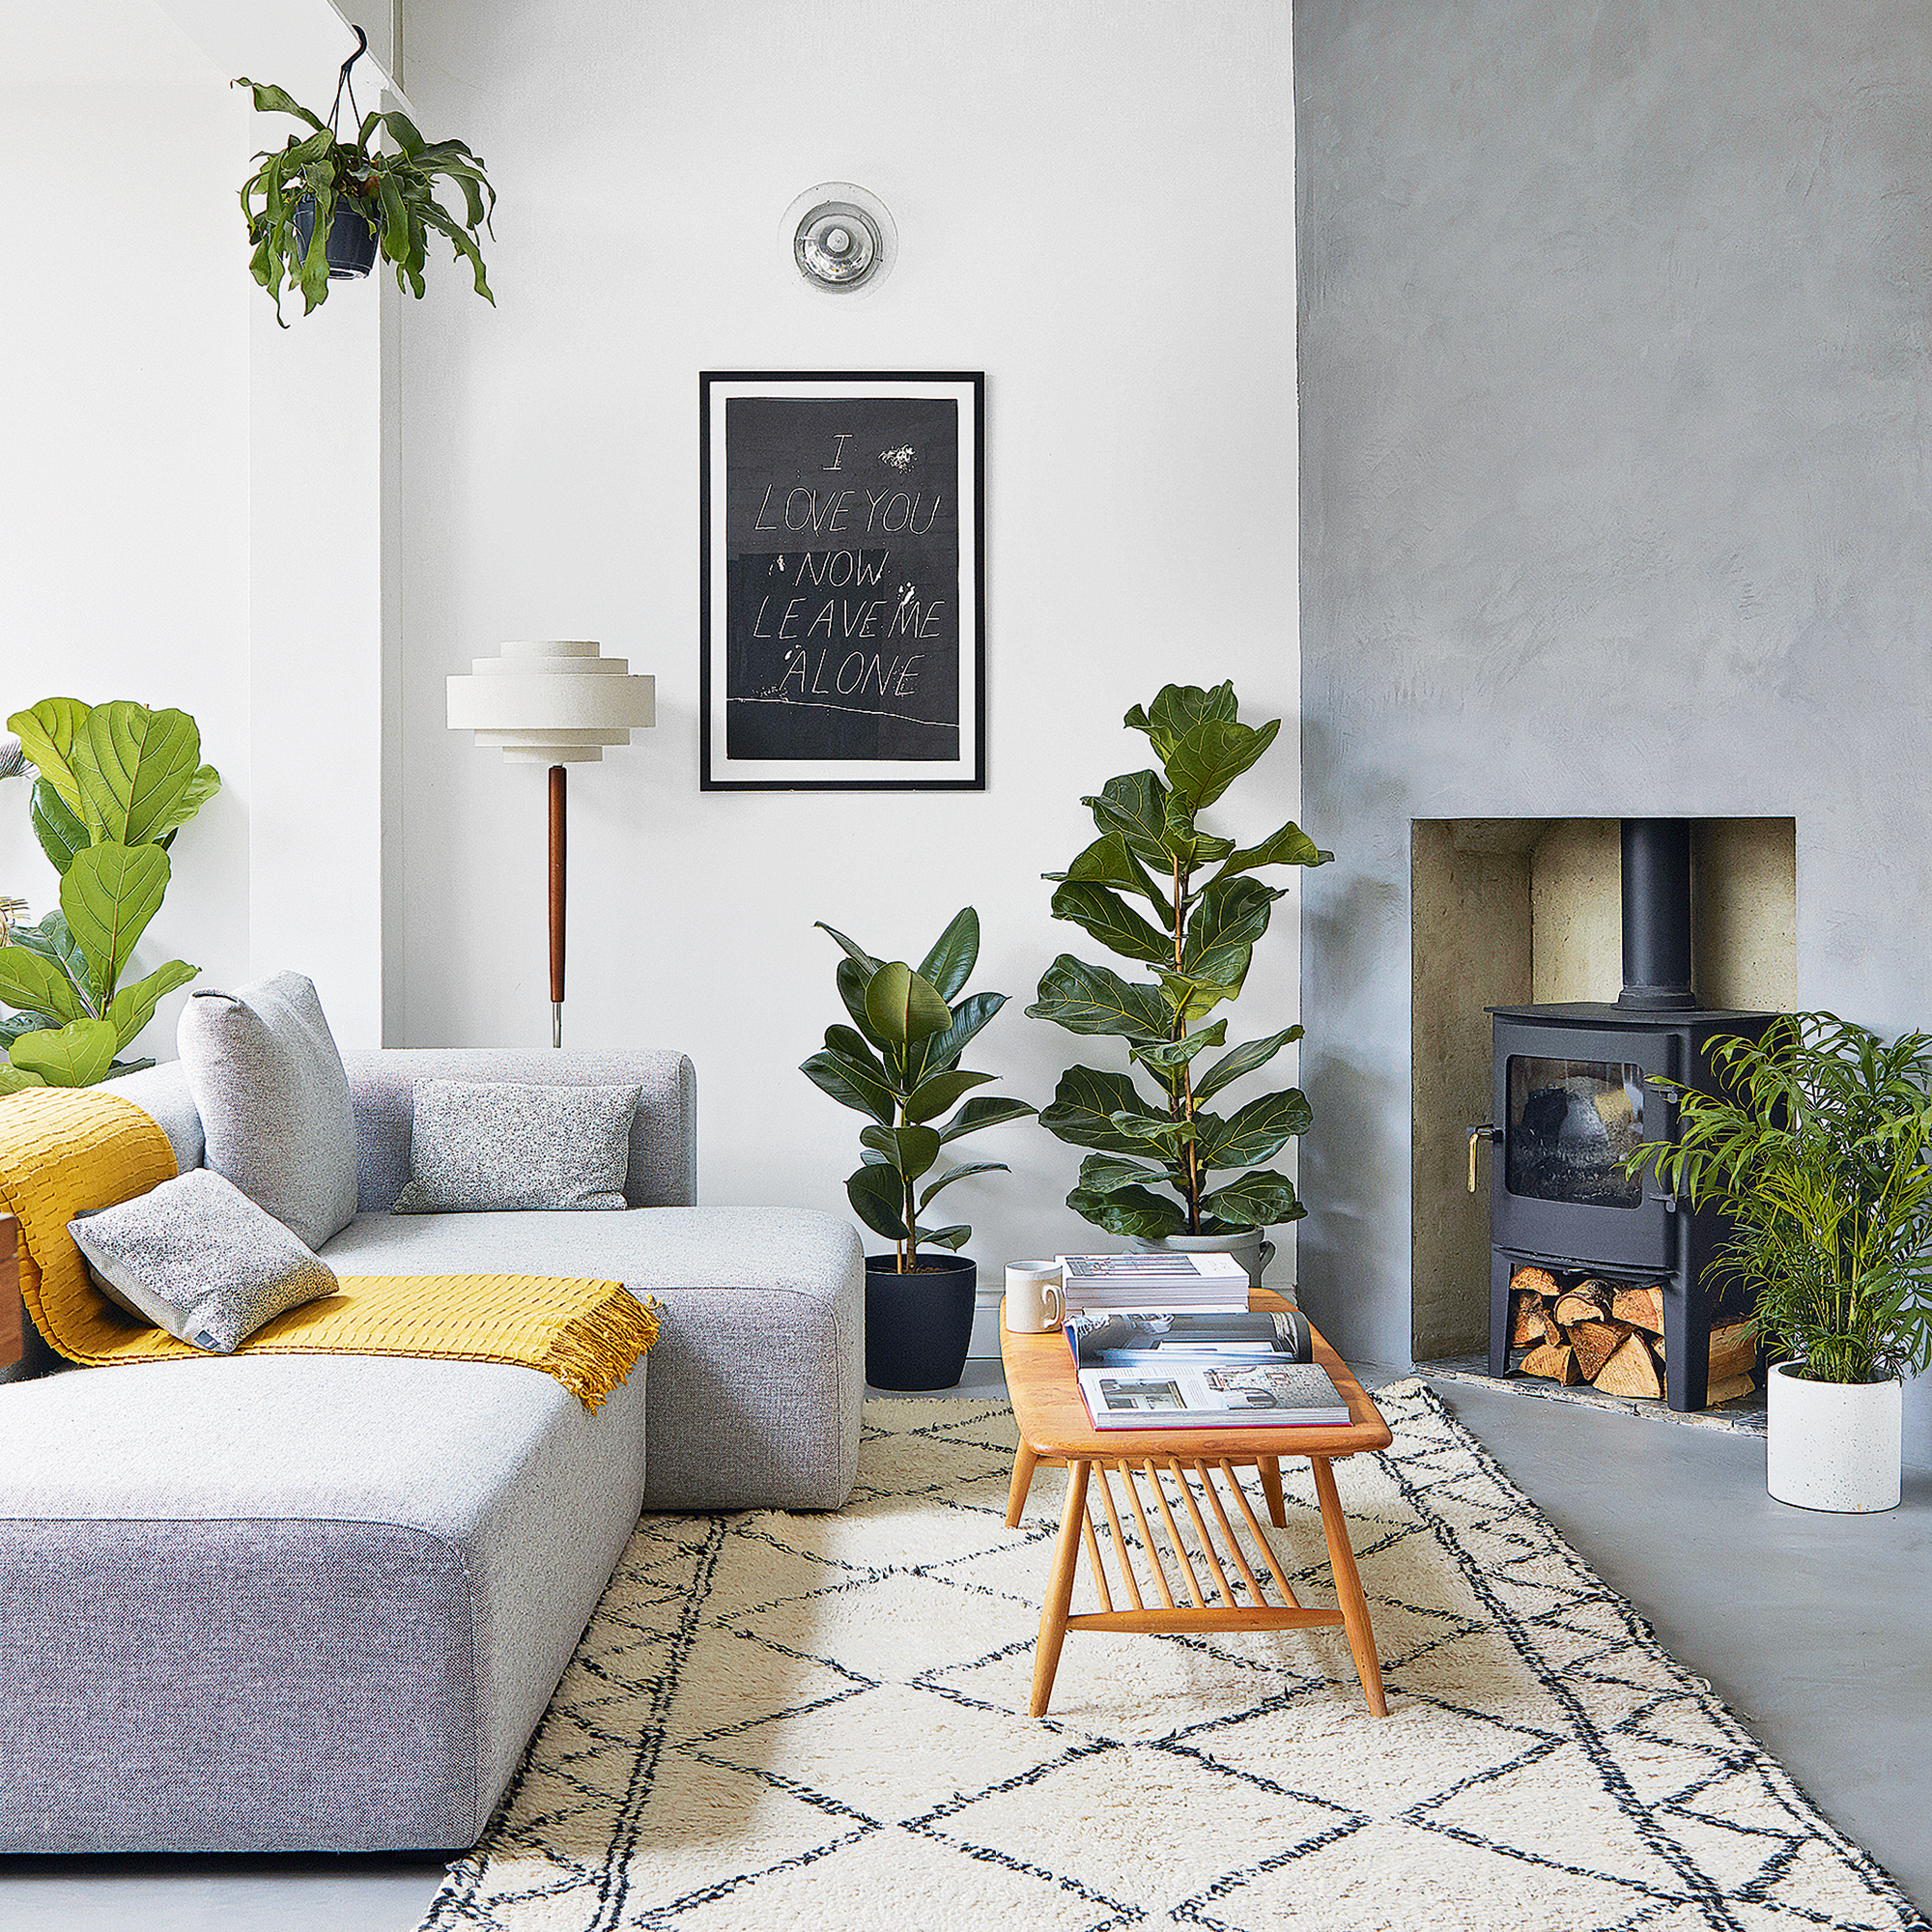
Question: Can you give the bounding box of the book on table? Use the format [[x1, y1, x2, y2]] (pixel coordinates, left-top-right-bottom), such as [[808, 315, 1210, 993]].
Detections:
[[1055, 1251, 1250, 1312], [1063, 1306, 1350, 1430]]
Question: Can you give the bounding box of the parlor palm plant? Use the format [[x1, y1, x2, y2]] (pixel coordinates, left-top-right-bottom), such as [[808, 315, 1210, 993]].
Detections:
[[1029, 681, 1332, 1244]]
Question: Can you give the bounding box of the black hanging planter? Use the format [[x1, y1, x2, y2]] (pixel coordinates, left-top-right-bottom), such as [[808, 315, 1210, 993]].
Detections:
[[865, 1254, 976, 1391], [292, 193, 380, 279]]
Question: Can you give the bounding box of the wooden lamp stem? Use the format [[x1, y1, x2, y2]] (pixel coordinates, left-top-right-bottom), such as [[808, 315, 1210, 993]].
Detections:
[[548, 763, 566, 1047]]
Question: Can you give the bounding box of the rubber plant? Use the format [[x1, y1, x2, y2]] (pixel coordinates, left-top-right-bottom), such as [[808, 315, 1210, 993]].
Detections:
[[0, 699, 220, 1094], [1029, 680, 1333, 1240], [236, 33, 495, 326], [1631, 1013, 1932, 1384], [802, 908, 1035, 1271]]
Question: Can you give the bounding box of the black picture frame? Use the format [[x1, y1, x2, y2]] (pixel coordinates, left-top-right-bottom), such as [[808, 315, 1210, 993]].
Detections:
[[699, 371, 986, 791]]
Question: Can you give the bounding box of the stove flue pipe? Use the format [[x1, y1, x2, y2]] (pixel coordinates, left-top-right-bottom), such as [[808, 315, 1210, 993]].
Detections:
[[1619, 818, 1696, 1010]]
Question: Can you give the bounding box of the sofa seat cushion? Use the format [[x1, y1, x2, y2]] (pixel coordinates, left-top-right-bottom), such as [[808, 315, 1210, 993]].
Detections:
[[0, 1350, 647, 1854], [322, 1206, 864, 1510]]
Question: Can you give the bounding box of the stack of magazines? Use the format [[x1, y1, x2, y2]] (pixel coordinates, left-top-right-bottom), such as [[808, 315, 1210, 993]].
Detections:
[[1056, 1251, 1250, 1311], [1065, 1307, 1350, 1430]]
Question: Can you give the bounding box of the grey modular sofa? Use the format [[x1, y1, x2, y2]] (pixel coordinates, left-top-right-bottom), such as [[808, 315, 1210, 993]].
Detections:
[[0, 1049, 864, 1855]]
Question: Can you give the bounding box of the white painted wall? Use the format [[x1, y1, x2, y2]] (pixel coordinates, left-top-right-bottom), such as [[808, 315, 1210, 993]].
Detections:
[[0, 7, 253, 1058], [398, 1, 1302, 1281]]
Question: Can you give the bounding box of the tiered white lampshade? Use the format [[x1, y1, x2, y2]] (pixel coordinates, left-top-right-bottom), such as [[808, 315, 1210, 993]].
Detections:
[[446, 639, 655, 763]]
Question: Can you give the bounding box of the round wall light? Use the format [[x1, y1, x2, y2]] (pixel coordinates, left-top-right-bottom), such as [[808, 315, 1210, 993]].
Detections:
[[782, 182, 896, 295]]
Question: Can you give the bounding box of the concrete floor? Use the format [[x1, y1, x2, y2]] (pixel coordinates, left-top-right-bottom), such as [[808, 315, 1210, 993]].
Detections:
[[0, 1364, 1924, 1931]]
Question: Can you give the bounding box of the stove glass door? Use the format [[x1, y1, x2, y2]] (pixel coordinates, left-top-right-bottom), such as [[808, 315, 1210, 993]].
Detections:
[[1505, 1057, 1645, 1208]]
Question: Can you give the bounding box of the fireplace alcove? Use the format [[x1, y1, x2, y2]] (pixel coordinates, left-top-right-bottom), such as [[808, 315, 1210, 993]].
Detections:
[[1410, 817, 1797, 1407]]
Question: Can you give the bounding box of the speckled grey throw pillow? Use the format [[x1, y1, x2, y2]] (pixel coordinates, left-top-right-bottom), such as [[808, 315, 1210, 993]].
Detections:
[[70, 1168, 339, 1353], [390, 1080, 641, 1214]]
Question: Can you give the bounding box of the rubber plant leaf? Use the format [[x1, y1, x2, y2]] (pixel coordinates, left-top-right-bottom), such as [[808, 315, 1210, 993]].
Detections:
[[7, 697, 92, 817], [845, 1162, 908, 1241], [916, 907, 980, 1003], [905, 989, 1006, 1088], [911, 1223, 971, 1251], [919, 1162, 1008, 1209], [935, 1095, 1036, 1144], [902, 1067, 995, 1125], [864, 961, 952, 1048], [11, 1017, 117, 1089], [858, 1122, 942, 1180], [799, 1048, 895, 1126], [61, 840, 169, 1008]]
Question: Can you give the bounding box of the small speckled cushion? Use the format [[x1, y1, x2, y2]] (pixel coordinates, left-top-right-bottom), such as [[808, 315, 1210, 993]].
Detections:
[[69, 1168, 339, 1353], [390, 1080, 642, 1214]]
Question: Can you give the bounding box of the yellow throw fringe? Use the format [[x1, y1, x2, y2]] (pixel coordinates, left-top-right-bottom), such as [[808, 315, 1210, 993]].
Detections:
[[0, 1085, 657, 1410]]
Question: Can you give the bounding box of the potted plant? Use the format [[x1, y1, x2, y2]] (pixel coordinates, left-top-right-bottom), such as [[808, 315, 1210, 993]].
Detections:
[[236, 31, 495, 326], [802, 908, 1034, 1389], [0, 698, 220, 1094], [1029, 681, 1332, 1288], [1635, 1012, 1932, 1512]]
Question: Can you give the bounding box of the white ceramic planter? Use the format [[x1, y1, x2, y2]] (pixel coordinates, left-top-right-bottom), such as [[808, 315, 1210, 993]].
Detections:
[[1127, 1228, 1280, 1293], [1765, 1361, 1902, 1513]]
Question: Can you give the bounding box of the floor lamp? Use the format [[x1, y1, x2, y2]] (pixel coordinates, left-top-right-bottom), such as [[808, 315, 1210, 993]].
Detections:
[[447, 639, 656, 1046]]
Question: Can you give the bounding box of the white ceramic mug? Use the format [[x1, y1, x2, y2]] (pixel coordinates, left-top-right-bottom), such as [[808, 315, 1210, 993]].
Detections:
[[1005, 1262, 1066, 1333]]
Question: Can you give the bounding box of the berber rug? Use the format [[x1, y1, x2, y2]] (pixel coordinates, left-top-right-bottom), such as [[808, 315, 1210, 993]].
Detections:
[[418, 1379, 1925, 1931]]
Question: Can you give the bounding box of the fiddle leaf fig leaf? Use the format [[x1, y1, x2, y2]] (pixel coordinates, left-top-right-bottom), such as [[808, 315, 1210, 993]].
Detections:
[[1124, 681, 1238, 761], [30, 778, 88, 875], [7, 697, 92, 816], [1193, 1026, 1304, 1103], [1076, 1153, 1169, 1196], [1198, 1168, 1306, 1230], [0, 1065, 46, 1096], [1085, 771, 1172, 868], [917, 907, 979, 1002], [1214, 819, 1334, 883], [1195, 1089, 1313, 1171], [1037, 1065, 1150, 1153], [1045, 832, 1165, 909], [148, 764, 222, 842], [75, 703, 202, 848], [1131, 1020, 1228, 1073], [0, 945, 92, 1024], [11, 1017, 117, 1088], [1027, 954, 1171, 1043], [61, 840, 168, 1007], [1162, 715, 1281, 812], [1065, 1183, 1186, 1239], [1181, 876, 1284, 981], [1048, 881, 1173, 965], [105, 958, 200, 1054]]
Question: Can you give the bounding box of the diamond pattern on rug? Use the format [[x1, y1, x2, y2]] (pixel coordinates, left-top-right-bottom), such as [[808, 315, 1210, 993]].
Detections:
[[418, 1383, 1927, 1932]]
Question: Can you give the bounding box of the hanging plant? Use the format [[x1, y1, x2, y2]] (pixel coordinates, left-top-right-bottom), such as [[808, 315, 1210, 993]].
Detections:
[[235, 29, 496, 326]]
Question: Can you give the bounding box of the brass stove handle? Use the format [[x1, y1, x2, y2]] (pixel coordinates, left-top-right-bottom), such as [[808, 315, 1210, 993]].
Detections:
[[1468, 1123, 1500, 1194]]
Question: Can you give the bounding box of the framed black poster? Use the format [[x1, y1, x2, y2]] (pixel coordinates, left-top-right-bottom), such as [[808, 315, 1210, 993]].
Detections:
[[700, 371, 984, 790]]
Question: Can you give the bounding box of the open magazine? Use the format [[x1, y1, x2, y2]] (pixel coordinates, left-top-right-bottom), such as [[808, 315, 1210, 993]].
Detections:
[[1075, 1357, 1350, 1430]]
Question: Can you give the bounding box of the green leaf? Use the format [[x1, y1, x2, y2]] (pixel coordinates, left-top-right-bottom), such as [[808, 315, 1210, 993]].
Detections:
[[30, 778, 88, 874], [816, 921, 881, 976], [0, 1065, 46, 1096], [1181, 876, 1284, 983], [1066, 1183, 1186, 1239], [0, 946, 91, 1023], [104, 958, 199, 1053], [1130, 1020, 1228, 1073], [11, 1017, 117, 1088], [1026, 954, 1171, 1043], [75, 703, 202, 847], [1196, 1088, 1313, 1170], [1162, 716, 1282, 812], [1037, 1065, 1151, 1153], [7, 697, 92, 816], [846, 1163, 909, 1240], [1198, 1168, 1306, 1230], [1123, 682, 1238, 760], [1043, 832, 1165, 908], [907, 989, 1006, 1086], [1214, 819, 1334, 884], [1110, 1108, 1196, 1151], [800, 1048, 895, 1125], [824, 1023, 892, 1087], [936, 1095, 1037, 1144], [919, 1161, 1008, 1208], [1162, 792, 1235, 868], [379, 108, 427, 157], [912, 1223, 972, 1251], [235, 80, 327, 129], [60, 840, 169, 1006], [148, 764, 221, 842], [0, 1010, 55, 1047], [865, 961, 952, 1047], [1155, 967, 1244, 1027], [1086, 771, 1173, 868], [917, 907, 979, 1002], [1076, 1152, 1171, 1195], [836, 957, 891, 1053], [7, 910, 90, 989], [1193, 1026, 1304, 1103], [417, 200, 494, 302], [859, 1122, 942, 1180], [1048, 882, 1174, 965], [902, 1067, 995, 1124]]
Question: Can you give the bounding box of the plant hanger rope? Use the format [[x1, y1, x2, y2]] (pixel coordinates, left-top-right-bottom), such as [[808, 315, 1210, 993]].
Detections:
[[327, 25, 367, 142]]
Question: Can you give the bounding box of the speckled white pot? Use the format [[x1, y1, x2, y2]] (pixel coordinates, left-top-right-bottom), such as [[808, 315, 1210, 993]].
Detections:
[[1765, 1360, 1902, 1513]]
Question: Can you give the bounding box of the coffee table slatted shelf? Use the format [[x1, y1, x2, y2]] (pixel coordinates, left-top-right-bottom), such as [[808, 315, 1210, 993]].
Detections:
[[1002, 1290, 1394, 1718]]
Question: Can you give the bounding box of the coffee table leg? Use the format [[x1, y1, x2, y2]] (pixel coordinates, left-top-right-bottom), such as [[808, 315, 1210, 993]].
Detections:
[[1259, 1456, 1288, 1527], [1030, 1458, 1090, 1718], [1310, 1455, 1387, 1717], [1006, 1444, 1038, 1527]]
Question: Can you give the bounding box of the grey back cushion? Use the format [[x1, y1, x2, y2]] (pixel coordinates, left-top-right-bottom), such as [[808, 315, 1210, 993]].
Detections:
[[391, 1081, 641, 1213], [70, 1167, 338, 1353], [177, 972, 360, 1252]]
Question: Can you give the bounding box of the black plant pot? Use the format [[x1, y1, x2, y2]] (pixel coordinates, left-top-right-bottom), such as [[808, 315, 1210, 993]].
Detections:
[[292, 193, 380, 280], [865, 1254, 977, 1391]]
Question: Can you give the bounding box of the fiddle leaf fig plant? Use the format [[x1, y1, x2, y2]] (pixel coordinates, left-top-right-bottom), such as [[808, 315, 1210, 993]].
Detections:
[[802, 908, 1036, 1272], [236, 75, 496, 325], [1030, 681, 1332, 1241], [0, 698, 220, 1088]]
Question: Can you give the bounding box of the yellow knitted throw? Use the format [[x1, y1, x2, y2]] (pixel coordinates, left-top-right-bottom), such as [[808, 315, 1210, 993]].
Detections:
[[0, 1085, 657, 1410]]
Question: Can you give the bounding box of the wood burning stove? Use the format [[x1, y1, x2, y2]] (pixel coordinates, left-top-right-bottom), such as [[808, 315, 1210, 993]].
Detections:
[[1473, 820, 1777, 1409]]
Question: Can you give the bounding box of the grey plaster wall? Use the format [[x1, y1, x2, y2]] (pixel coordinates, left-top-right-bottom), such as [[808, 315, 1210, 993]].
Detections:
[[1295, 0, 1932, 1460]]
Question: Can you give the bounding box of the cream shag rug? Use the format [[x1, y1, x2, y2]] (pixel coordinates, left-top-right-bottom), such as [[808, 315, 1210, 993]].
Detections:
[[420, 1380, 1923, 1932]]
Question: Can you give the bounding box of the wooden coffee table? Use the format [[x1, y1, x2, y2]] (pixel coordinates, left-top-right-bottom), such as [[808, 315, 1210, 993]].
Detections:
[[1002, 1290, 1394, 1718]]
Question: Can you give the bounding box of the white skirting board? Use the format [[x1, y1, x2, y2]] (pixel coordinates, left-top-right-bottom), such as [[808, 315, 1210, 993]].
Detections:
[[968, 1282, 1006, 1359]]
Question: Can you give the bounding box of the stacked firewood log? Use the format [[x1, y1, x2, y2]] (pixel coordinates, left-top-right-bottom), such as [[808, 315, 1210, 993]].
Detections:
[[1507, 1266, 1758, 1406]]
